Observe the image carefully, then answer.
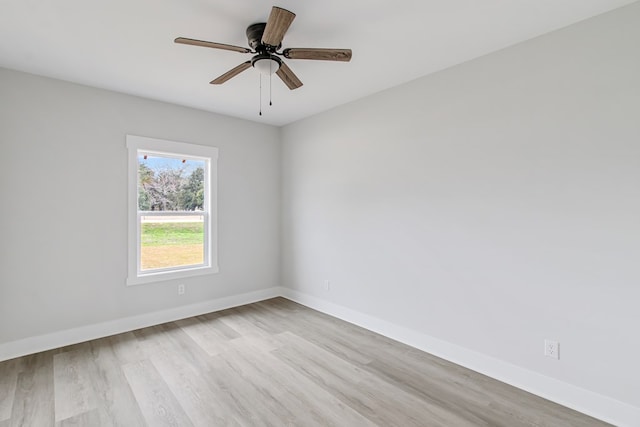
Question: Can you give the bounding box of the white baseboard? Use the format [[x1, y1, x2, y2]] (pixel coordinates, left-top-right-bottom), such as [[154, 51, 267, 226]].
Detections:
[[0, 287, 282, 363], [280, 288, 640, 427]]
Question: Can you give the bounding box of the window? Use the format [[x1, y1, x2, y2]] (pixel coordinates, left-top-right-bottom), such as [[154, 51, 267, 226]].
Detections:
[[127, 135, 218, 285]]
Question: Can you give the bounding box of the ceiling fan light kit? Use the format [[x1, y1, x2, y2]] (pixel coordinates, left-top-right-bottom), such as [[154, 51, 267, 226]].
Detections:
[[175, 6, 352, 92], [252, 54, 281, 75]]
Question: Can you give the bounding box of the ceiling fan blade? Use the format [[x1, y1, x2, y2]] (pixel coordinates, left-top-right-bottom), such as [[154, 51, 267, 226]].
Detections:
[[283, 48, 352, 62], [210, 61, 252, 85], [276, 62, 303, 90], [175, 37, 251, 54], [261, 7, 296, 47]]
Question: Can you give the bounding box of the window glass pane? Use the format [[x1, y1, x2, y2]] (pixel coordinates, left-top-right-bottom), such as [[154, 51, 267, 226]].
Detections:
[[137, 153, 207, 271], [140, 214, 205, 270], [138, 154, 206, 212]]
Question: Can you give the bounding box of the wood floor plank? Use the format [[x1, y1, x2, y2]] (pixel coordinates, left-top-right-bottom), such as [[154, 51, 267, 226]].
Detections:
[[290, 306, 416, 364], [208, 345, 354, 426], [223, 335, 376, 426], [122, 359, 194, 427], [174, 316, 237, 356], [215, 311, 270, 338], [195, 313, 241, 339], [134, 324, 212, 376], [273, 331, 478, 427], [277, 309, 376, 365], [146, 319, 246, 426], [107, 331, 146, 365], [53, 347, 100, 421], [10, 352, 55, 427], [231, 304, 289, 335], [157, 323, 219, 374], [257, 297, 303, 317], [363, 357, 496, 425], [55, 408, 103, 427], [401, 348, 607, 427], [0, 358, 22, 422], [206, 353, 289, 426], [228, 331, 283, 354], [86, 338, 147, 427], [150, 348, 244, 427]]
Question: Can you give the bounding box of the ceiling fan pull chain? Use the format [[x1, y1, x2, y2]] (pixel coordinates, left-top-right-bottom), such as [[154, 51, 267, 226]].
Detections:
[[259, 74, 262, 116], [269, 60, 273, 106]]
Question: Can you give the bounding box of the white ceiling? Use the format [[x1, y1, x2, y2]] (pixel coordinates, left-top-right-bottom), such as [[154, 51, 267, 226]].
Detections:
[[0, 0, 636, 126]]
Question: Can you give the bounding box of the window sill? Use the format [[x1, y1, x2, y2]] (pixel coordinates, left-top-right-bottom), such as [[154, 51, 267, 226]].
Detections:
[[126, 264, 219, 286]]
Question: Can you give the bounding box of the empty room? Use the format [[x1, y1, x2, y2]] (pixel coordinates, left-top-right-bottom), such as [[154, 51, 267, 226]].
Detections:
[[1, 1, 638, 426]]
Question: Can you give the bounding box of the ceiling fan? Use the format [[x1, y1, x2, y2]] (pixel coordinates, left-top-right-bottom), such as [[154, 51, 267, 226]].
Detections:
[[175, 6, 352, 90]]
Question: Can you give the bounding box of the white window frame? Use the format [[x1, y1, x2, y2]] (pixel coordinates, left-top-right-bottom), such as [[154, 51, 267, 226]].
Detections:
[[126, 134, 219, 286]]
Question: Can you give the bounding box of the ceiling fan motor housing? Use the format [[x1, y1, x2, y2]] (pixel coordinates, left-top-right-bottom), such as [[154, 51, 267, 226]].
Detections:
[[247, 23, 282, 74], [246, 23, 281, 52]]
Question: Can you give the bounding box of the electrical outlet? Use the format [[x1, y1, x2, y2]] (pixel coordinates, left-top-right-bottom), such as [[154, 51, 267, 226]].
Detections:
[[544, 340, 559, 359], [324, 280, 330, 291], [178, 284, 185, 295]]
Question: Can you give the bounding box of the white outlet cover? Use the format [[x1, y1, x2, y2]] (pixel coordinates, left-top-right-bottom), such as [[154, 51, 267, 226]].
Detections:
[[544, 340, 559, 359]]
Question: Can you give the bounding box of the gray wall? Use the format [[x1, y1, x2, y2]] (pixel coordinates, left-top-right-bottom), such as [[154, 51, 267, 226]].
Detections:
[[0, 68, 281, 343], [281, 3, 640, 408]]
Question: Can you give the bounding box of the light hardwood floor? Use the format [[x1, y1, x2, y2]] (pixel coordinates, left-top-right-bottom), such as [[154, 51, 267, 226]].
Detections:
[[0, 298, 610, 426]]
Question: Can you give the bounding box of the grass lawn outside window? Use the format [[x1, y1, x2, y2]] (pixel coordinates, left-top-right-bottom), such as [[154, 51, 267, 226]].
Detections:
[[140, 219, 204, 270]]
